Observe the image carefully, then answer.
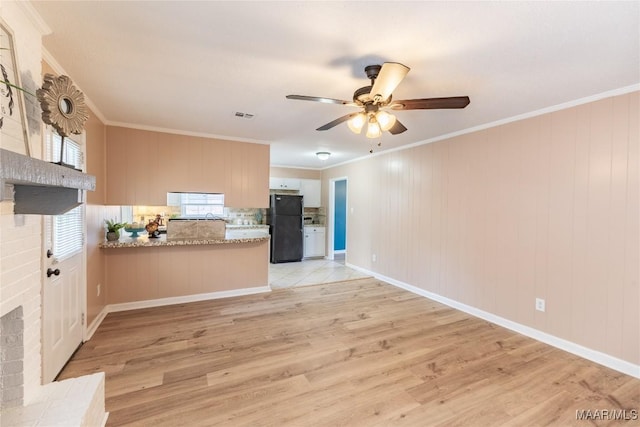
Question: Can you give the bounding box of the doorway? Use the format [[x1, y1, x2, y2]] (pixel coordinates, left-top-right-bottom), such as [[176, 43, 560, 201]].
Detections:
[[328, 177, 347, 261], [42, 130, 86, 383]]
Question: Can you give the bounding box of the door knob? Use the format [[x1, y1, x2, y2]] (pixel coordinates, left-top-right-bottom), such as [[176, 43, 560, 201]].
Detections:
[[47, 268, 60, 278]]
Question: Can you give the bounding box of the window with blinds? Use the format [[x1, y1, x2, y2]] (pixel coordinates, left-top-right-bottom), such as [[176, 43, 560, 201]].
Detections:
[[47, 132, 85, 261]]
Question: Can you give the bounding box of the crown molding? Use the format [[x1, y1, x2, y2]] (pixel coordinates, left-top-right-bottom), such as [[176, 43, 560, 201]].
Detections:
[[15, 1, 51, 35], [41, 48, 108, 125]]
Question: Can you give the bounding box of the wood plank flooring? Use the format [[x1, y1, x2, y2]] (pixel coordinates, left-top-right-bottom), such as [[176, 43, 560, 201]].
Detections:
[[58, 278, 640, 426]]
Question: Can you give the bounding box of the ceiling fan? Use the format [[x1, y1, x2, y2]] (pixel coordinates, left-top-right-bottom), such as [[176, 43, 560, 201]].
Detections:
[[286, 62, 470, 138]]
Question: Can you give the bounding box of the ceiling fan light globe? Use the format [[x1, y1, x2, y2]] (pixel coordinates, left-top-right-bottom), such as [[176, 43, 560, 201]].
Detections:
[[348, 113, 366, 134], [366, 120, 382, 139], [376, 111, 397, 131]]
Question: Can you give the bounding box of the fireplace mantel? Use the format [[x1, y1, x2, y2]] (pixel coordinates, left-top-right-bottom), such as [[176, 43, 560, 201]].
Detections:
[[0, 148, 96, 215]]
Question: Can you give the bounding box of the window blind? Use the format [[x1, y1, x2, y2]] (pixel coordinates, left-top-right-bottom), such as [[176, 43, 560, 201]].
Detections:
[[47, 132, 85, 261]]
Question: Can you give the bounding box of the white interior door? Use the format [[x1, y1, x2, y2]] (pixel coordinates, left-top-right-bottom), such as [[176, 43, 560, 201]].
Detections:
[[42, 130, 86, 383]]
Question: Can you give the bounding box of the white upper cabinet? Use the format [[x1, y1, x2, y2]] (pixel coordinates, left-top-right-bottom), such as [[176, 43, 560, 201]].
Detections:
[[300, 179, 321, 207], [269, 177, 301, 190]]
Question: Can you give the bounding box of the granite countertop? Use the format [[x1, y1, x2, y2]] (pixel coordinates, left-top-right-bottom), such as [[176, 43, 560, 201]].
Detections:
[[99, 233, 269, 249]]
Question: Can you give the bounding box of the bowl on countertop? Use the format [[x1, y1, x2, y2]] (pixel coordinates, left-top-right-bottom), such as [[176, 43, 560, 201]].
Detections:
[[124, 227, 146, 238]]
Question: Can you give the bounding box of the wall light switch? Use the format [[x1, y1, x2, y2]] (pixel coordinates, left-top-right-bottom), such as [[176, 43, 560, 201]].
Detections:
[[535, 298, 545, 312]]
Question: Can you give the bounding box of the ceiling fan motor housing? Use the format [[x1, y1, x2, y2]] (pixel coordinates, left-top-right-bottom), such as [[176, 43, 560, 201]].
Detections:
[[353, 85, 391, 105], [354, 86, 372, 104], [364, 64, 382, 81]]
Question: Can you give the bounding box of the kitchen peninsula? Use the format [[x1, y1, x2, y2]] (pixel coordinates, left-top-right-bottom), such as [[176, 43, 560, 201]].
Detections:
[[98, 126, 272, 310], [100, 228, 270, 307]]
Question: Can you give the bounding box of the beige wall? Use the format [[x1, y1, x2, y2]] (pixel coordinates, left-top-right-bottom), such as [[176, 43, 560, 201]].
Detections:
[[270, 166, 321, 180], [322, 91, 639, 365]]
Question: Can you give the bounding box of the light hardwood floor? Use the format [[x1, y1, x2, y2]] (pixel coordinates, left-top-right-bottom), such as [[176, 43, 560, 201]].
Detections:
[[58, 278, 639, 426]]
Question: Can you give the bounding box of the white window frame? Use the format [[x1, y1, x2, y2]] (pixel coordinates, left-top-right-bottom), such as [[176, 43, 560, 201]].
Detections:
[[179, 193, 225, 218], [45, 129, 86, 262]]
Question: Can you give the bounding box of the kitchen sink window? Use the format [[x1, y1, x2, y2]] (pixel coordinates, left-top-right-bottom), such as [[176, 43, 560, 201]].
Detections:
[[177, 192, 225, 218]]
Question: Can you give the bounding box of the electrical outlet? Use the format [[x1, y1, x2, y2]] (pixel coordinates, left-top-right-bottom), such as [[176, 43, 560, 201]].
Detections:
[[372, 253, 377, 262], [97, 283, 101, 297], [535, 298, 545, 312]]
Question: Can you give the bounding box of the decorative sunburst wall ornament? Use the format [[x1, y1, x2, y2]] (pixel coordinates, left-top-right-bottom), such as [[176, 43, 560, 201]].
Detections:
[[37, 73, 88, 137]]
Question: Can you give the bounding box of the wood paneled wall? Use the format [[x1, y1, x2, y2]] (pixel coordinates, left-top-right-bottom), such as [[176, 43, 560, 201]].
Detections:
[[105, 127, 270, 207], [322, 91, 639, 365]]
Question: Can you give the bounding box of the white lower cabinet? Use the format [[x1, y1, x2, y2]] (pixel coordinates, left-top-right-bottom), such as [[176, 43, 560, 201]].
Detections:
[[304, 226, 325, 258]]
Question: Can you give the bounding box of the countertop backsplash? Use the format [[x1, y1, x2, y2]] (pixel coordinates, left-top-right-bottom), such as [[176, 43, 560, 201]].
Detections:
[[125, 206, 325, 227], [303, 206, 325, 226], [225, 207, 266, 225], [132, 205, 180, 226]]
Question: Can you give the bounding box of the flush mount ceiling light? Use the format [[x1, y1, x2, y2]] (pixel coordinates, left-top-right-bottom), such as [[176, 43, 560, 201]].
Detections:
[[316, 151, 330, 161]]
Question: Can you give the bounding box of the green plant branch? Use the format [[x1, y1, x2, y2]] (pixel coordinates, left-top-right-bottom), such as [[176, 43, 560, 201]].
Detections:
[[1, 48, 36, 96], [1, 79, 35, 97]]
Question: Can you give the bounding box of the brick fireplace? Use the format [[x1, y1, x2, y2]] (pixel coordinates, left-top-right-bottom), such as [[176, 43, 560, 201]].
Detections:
[[0, 3, 107, 425], [0, 306, 24, 409], [0, 212, 43, 409]]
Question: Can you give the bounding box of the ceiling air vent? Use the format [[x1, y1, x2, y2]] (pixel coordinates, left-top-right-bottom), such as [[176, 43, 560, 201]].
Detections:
[[234, 112, 255, 119]]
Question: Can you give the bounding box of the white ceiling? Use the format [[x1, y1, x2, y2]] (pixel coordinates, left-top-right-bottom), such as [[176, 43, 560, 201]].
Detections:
[[30, 1, 639, 169]]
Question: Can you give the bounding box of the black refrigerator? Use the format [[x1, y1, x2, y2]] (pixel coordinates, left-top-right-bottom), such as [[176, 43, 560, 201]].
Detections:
[[268, 194, 303, 263]]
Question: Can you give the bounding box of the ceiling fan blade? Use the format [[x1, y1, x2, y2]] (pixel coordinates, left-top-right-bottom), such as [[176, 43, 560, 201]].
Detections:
[[388, 119, 407, 135], [286, 94, 355, 106], [316, 113, 359, 131], [390, 96, 470, 110], [369, 62, 410, 103]]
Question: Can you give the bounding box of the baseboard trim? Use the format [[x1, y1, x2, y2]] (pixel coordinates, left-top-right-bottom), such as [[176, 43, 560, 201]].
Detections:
[[345, 263, 640, 379], [85, 306, 109, 341], [107, 286, 272, 313], [84, 286, 272, 335]]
